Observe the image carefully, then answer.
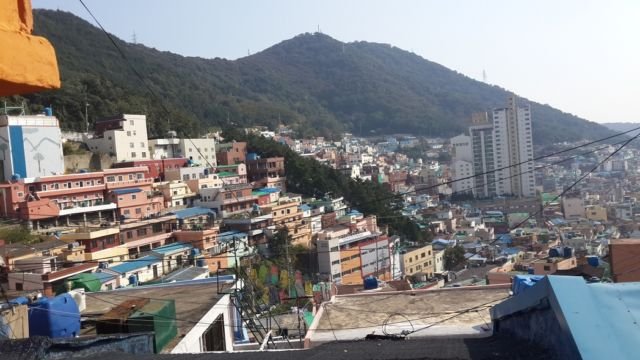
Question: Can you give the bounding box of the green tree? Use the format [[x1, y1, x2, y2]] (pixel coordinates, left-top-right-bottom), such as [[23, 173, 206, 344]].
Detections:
[[443, 245, 466, 270]]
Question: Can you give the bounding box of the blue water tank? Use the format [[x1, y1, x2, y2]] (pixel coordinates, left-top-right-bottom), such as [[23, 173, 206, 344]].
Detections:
[[563, 247, 573, 258], [29, 294, 80, 338], [549, 248, 560, 257], [527, 267, 534, 274], [204, 168, 209, 176], [190, 248, 200, 256], [196, 258, 206, 267], [586, 256, 599, 267], [129, 274, 139, 286], [10, 174, 21, 182], [363, 276, 378, 290], [246, 152, 259, 161], [44, 107, 53, 116]]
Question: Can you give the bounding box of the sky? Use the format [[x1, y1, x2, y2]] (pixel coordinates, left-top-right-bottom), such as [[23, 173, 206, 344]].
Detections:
[[33, 0, 640, 124]]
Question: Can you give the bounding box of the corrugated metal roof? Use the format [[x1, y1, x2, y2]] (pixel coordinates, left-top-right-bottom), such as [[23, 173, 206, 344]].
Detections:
[[111, 188, 143, 195], [151, 242, 192, 255], [169, 207, 214, 220], [108, 255, 159, 274]]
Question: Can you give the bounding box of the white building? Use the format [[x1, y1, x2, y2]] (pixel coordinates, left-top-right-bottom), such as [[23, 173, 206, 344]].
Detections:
[[86, 114, 150, 162], [0, 114, 64, 181], [492, 96, 535, 198], [467, 96, 535, 198], [149, 137, 217, 166], [450, 134, 474, 194], [469, 113, 497, 198]]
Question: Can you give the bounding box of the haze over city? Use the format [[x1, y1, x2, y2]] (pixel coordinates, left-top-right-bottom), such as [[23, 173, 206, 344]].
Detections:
[[34, 0, 640, 124]]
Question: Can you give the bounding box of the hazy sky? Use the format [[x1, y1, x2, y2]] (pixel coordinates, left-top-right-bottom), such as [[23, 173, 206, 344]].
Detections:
[[34, 0, 640, 124]]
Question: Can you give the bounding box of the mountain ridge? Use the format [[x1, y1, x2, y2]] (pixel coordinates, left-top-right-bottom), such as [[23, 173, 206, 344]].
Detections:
[[17, 9, 615, 144]]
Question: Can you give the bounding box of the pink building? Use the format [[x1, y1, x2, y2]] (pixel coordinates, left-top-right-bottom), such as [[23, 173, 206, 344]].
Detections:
[[0, 166, 163, 227]]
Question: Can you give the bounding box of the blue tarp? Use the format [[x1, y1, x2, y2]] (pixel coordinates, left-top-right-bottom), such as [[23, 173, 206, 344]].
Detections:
[[170, 207, 215, 220], [512, 275, 545, 296], [111, 188, 143, 195]]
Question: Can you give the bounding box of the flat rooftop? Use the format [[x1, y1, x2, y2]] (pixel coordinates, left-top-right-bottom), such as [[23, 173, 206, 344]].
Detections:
[[83, 280, 233, 342], [310, 286, 509, 344]]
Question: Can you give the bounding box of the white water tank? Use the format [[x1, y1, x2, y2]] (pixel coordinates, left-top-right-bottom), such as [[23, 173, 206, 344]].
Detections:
[[68, 288, 86, 312]]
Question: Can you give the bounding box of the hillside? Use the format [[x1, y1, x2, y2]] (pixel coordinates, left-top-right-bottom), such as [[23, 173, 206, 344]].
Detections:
[[14, 9, 615, 144]]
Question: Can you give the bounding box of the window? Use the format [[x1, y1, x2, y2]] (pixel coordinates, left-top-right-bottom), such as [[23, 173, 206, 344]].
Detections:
[[41, 184, 47, 191], [106, 176, 115, 182], [127, 131, 131, 136], [131, 194, 137, 200], [137, 228, 147, 236], [421, 253, 425, 258], [135, 208, 142, 214], [140, 142, 145, 148], [543, 265, 551, 271], [127, 231, 133, 239], [131, 152, 136, 158], [129, 120, 134, 126], [130, 142, 134, 148], [142, 152, 146, 158], [124, 209, 130, 215], [137, 173, 143, 179]]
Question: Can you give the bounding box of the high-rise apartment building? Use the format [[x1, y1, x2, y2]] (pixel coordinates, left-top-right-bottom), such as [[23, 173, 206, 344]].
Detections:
[[455, 96, 535, 199], [469, 112, 497, 198], [492, 96, 535, 197]]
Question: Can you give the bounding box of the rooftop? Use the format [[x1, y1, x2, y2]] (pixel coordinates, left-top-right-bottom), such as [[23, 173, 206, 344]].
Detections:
[[111, 188, 143, 195], [106, 255, 159, 274], [150, 242, 193, 255], [82, 279, 233, 344], [309, 285, 510, 344], [169, 207, 215, 220]]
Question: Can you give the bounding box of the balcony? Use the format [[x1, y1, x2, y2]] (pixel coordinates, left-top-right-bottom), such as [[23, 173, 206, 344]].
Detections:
[[58, 202, 117, 216], [105, 178, 154, 190], [35, 184, 104, 198]]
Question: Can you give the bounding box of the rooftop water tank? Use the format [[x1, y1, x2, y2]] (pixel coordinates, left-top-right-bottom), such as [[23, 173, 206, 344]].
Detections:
[[549, 248, 560, 258], [129, 274, 139, 287], [586, 256, 599, 267], [363, 276, 378, 290], [563, 246, 573, 258], [29, 293, 80, 338], [44, 107, 53, 116]]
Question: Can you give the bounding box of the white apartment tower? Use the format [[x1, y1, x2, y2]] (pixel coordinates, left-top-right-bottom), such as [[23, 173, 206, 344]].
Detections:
[[492, 96, 535, 197], [466, 96, 535, 199], [450, 134, 474, 194], [469, 112, 497, 198]]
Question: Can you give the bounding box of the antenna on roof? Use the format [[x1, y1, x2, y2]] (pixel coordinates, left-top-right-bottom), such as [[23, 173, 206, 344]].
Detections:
[[482, 69, 487, 83], [132, 31, 137, 44], [317, 24, 321, 34]]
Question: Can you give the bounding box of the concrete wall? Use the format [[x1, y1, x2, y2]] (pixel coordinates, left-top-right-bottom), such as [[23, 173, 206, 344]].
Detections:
[[171, 294, 234, 353], [494, 307, 580, 360], [64, 152, 114, 172]]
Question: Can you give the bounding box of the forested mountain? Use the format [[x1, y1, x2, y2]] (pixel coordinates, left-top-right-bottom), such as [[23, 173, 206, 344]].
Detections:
[[13, 9, 614, 144]]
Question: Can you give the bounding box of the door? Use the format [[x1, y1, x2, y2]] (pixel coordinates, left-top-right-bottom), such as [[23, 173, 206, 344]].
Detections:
[[153, 264, 158, 278]]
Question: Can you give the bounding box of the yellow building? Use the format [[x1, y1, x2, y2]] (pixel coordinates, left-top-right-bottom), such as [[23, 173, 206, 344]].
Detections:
[[402, 245, 434, 278], [585, 205, 607, 222]]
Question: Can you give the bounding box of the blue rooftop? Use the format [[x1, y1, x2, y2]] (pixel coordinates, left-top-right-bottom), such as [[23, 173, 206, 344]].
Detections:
[[347, 209, 363, 216], [108, 255, 159, 274], [170, 207, 215, 220], [111, 188, 143, 195], [151, 242, 193, 255], [257, 187, 280, 194], [300, 204, 312, 211], [93, 271, 116, 283], [218, 230, 248, 243], [492, 276, 640, 360]]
